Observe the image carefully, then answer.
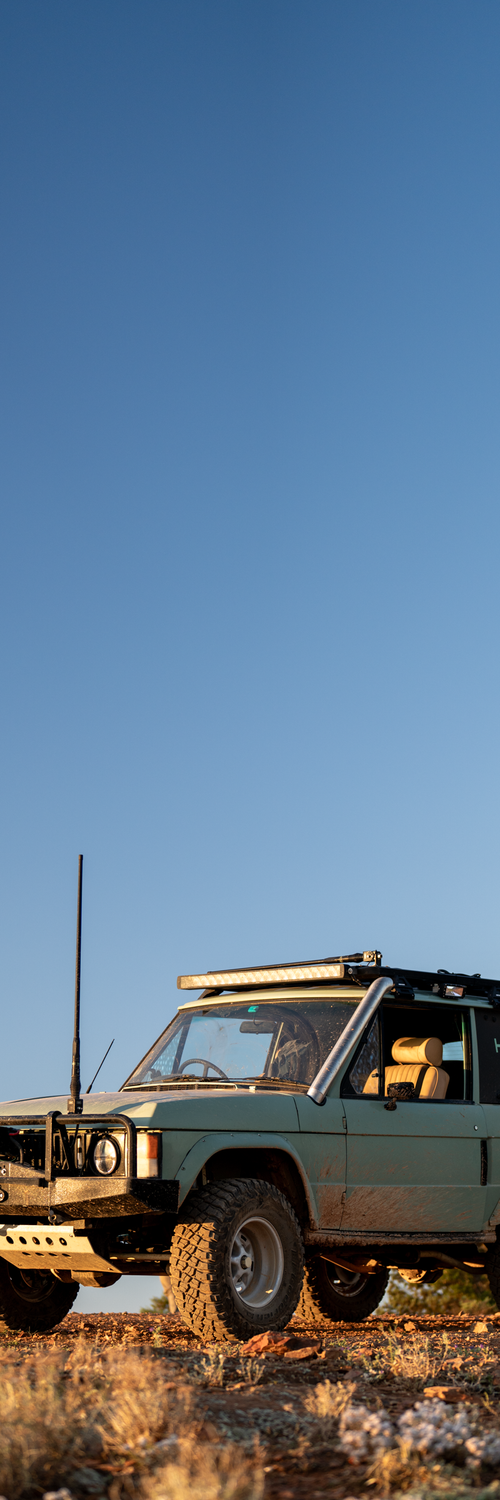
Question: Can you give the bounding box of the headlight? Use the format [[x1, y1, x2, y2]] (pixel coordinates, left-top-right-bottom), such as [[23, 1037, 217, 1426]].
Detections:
[[93, 1135, 120, 1175]]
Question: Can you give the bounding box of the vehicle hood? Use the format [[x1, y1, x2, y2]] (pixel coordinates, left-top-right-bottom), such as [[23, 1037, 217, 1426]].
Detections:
[[0, 1088, 300, 1131]]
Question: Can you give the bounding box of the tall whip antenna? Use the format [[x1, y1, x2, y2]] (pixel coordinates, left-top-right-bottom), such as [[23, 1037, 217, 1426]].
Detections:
[[68, 855, 84, 1114]]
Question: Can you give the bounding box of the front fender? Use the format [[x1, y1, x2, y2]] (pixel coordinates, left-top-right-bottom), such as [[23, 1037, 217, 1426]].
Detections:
[[174, 1131, 319, 1227]]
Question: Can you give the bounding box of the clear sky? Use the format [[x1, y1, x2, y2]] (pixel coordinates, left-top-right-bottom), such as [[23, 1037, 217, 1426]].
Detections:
[[1, 1, 499, 1309]]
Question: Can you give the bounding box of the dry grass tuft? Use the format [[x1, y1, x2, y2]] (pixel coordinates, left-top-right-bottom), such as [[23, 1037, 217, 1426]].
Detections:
[[303, 1378, 357, 1439], [388, 1332, 440, 1382], [142, 1440, 263, 1500], [362, 1331, 446, 1383], [364, 1443, 464, 1496], [191, 1349, 232, 1386], [0, 1340, 192, 1499], [190, 1349, 266, 1388]]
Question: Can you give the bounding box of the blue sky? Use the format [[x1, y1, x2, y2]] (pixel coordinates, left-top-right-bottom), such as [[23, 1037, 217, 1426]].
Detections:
[[1, 1, 499, 1307]]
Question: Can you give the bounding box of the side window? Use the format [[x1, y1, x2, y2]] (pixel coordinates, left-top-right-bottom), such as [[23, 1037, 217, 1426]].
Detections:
[[381, 1002, 470, 1102], [474, 1008, 500, 1104], [341, 1015, 381, 1097]]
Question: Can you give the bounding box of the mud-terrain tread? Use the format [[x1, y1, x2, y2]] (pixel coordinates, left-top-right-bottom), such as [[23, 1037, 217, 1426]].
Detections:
[[170, 1176, 304, 1342], [0, 1261, 79, 1331], [486, 1240, 500, 1311], [297, 1254, 389, 1324]]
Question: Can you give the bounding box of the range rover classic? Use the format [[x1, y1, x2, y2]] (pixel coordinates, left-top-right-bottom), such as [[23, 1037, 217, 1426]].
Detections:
[[1, 950, 500, 1340]]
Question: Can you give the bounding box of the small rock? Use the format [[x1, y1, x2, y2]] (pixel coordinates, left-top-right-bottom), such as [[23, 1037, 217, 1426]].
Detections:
[[473, 1320, 489, 1334], [283, 1342, 321, 1361], [404, 1321, 416, 1331], [239, 1329, 321, 1358], [423, 1386, 469, 1403], [239, 1330, 288, 1355]]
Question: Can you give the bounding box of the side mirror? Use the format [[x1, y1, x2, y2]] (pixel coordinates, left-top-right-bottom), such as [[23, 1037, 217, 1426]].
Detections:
[[384, 1081, 415, 1111]]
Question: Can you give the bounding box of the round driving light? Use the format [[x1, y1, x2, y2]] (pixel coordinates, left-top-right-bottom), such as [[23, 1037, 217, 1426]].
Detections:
[[93, 1136, 120, 1175]]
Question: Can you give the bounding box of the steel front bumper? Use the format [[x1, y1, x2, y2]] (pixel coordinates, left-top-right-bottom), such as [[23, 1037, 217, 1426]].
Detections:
[[0, 1110, 180, 1220], [0, 1169, 179, 1219]]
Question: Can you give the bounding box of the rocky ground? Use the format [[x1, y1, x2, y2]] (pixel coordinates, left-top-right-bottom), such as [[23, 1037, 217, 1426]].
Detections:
[[2, 1310, 500, 1500]]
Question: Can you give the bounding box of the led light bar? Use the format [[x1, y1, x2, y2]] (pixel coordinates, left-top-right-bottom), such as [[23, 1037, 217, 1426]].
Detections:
[[177, 951, 381, 990]]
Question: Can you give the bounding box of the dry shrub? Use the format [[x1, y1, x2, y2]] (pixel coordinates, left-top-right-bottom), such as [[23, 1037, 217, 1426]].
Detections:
[[191, 1349, 231, 1386], [0, 1352, 81, 1497], [378, 1331, 497, 1389], [303, 1378, 356, 1438], [365, 1442, 438, 1495], [0, 1340, 192, 1499], [303, 1377, 354, 1421], [370, 1447, 487, 1498], [234, 1358, 265, 1386], [89, 1347, 193, 1458], [365, 1331, 442, 1383], [191, 1351, 265, 1388], [385, 1267, 496, 1317], [389, 1332, 438, 1382], [141, 1439, 264, 1500]]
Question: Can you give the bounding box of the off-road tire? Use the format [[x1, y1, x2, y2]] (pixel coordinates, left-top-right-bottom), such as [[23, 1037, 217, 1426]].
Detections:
[[485, 1239, 500, 1311], [0, 1259, 79, 1331], [297, 1253, 389, 1323], [170, 1177, 304, 1342]]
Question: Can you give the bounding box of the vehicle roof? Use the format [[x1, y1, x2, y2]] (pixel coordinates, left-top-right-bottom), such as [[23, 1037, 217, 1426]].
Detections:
[[178, 985, 364, 1008], [177, 957, 500, 1003]]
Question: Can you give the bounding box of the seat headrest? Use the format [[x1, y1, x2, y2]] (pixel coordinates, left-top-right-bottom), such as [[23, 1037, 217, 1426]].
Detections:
[[392, 1036, 443, 1067]]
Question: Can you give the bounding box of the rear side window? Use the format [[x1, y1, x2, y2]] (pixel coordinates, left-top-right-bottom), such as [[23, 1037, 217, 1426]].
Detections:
[[475, 1008, 500, 1103]]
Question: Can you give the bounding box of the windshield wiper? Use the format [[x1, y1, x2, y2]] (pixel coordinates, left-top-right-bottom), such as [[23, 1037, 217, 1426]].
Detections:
[[122, 1077, 239, 1091], [122, 1075, 310, 1093], [252, 1077, 310, 1092]]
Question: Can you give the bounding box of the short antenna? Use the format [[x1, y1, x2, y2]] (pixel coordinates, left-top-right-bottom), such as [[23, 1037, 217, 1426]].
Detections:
[[68, 855, 84, 1115], [86, 1038, 114, 1094]]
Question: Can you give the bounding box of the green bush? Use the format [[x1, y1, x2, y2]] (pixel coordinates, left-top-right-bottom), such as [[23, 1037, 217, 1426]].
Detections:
[[140, 1292, 172, 1316], [385, 1266, 496, 1315]]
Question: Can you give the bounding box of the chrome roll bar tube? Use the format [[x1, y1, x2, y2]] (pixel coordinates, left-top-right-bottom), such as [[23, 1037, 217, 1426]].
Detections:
[[307, 975, 394, 1104]]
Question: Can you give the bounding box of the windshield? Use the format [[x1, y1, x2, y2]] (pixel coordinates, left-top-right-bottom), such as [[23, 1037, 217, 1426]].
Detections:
[[124, 997, 358, 1088]]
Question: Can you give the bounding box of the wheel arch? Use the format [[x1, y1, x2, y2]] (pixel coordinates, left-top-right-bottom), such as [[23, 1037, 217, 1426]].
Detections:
[[175, 1132, 318, 1227]]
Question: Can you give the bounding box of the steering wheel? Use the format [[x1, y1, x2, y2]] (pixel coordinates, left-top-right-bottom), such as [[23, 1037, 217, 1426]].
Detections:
[[177, 1058, 229, 1081]]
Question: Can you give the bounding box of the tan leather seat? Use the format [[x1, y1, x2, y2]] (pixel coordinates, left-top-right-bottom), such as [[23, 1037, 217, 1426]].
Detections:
[[363, 1036, 450, 1099]]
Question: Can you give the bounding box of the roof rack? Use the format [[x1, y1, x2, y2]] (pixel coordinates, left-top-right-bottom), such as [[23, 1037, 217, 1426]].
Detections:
[[177, 951, 382, 990]]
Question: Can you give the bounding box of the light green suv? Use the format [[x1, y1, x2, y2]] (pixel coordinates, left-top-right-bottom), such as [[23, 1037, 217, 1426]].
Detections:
[[1, 950, 500, 1340]]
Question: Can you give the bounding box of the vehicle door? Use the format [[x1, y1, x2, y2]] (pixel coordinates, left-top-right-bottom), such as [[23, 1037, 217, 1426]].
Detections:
[[474, 1004, 500, 1234], [340, 997, 488, 1233]]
